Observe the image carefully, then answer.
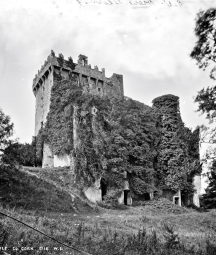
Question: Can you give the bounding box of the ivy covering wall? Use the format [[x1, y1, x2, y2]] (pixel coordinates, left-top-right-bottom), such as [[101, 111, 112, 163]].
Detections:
[[36, 71, 200, 199], [152, 95, 200, 195]]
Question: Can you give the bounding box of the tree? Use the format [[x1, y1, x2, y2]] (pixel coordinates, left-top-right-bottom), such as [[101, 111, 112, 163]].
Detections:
[[0, 108, 13, 156], [191, 8, 216, 206], [191, 8, 216, 123], [0, 108, 37, 167], [201, 159, 216, 208], [2, 141, 37, 167], [190, 8, 216, 80]]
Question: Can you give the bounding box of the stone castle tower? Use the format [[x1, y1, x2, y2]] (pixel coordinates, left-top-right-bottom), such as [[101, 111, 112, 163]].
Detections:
[[32, 51, 124, 168]]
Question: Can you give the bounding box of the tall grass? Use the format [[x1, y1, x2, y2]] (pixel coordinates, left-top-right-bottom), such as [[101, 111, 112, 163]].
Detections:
[[0, 207, 216, 255]]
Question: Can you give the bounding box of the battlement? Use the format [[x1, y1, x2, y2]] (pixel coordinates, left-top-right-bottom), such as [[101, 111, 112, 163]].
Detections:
[[32, 51, 108, 93], [33, 50, 124, 140]]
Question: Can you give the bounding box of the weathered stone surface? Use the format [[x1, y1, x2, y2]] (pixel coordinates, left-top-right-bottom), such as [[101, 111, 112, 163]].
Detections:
[[42, 142, 54, 168], [33, 51, 124, 168], [33, 53, 123, 100], [118, 191, 132, 205], [193, 175, 201, 207], [84, 179, 102, 203], [54, 154, 70, 167]]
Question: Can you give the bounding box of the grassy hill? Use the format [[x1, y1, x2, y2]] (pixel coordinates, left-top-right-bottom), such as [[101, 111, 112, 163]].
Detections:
[[0, 165, 92, 213], [0, 165, 216, 255]]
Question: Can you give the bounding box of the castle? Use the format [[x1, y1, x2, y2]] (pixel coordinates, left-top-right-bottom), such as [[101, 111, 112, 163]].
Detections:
[[33, 51, 124, 168], [33, 51, 201, 207]]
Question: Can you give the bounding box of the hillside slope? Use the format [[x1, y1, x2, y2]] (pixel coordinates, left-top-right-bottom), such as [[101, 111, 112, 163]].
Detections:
[[1, 165, 216, 254], [0, 165, 92, 213]]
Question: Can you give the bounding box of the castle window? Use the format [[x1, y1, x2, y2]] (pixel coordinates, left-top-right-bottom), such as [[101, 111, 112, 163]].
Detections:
[[98, 88, 101, 93]]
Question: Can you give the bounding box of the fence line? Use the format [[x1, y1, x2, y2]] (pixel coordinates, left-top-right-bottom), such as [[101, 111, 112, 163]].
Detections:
[[0, 211, 92, 255]]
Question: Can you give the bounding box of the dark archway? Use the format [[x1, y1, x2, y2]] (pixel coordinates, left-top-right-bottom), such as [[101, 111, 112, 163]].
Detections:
[[124, 190, 130, 205], [100, 178, 107, 200], [174, 197, 179, 205], [144, 193, 150, 201]]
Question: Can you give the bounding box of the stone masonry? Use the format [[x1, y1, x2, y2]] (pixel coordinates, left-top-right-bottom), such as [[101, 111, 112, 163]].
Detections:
[[33, 51, 124, 168], [32, 51, 202, 207]]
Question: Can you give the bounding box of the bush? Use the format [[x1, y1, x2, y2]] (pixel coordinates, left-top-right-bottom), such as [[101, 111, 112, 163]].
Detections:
[[97, 189, 127, 209]]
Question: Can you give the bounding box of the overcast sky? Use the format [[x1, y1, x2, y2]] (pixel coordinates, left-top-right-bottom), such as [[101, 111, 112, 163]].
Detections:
[[0, 0, 215, 143]]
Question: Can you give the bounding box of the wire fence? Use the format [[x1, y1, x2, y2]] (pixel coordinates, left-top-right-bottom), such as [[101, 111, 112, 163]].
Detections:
[[0, 211, 92, 255]]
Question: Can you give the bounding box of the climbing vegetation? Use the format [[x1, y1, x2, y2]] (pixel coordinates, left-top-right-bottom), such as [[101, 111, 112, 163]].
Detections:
[[36, 73, 200, 198], [152, 95, 200, 194]]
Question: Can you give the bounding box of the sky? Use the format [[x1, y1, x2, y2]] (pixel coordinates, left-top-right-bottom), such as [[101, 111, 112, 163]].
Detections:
[[0, 0, 216, 144]]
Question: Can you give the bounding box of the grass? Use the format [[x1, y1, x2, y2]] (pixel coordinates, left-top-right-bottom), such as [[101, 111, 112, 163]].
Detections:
[[1, 166, 216, 254], [1, 205, 216, 255], [0, 166, 75, 213]]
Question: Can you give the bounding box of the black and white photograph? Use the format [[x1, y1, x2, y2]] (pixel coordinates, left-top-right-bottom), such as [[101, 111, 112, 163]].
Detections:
[[1, 0, 216, 254]]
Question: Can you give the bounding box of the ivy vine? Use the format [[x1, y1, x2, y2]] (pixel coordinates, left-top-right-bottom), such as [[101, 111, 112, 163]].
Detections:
[[35, 75, 200, 199]]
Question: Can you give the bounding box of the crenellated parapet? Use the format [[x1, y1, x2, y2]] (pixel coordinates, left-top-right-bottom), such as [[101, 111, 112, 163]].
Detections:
[[33, 50, 124, 168], [32, 50, 113, 96]]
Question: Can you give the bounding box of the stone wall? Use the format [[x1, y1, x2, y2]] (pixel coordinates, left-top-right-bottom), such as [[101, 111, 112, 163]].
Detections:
[[35, 84, 44, 136], [54, 154, 70, 167], [193, 175, 201, 207], [84, 178, 102, 203], [104, 73, 124, 99], [34, 71, 53, 136], [118, 191, 132, 205], [42, 142, 54, 168], [33, 53, 124, 102], [42, 72, 53, 129], [33, 51, 124, 169]]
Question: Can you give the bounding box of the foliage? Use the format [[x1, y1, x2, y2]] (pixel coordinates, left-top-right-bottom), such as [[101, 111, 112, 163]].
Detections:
[[152, 95, 190, 192], [0, 108, 37, 167], [190, 8, 216, 122], [43, 72, 76, 156], [186, 126, 200, 160], [2, 140, 37, 167], [98, 189, 125, 209], [0, 108, 13, 155], [181, 126, 202, 197], [1, 208, 216, 255], [1, 164, 216, 254], [35, 127, 46, 166], [57, 53, 64, 67], [194, 86, 216, 123], [0, 164, 75, 212], [36, 69, 199, 198], [42, 71, 111, 185], [202, 160, 216, 208], [67, 56, 76, 70], [102, 97, 158, 194], [38, 69, 159, 195], [190, 8, 216, 80], [190, 8, 216, 202]]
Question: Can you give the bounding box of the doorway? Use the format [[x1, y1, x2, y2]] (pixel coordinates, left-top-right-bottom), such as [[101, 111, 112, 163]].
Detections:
[[100, 178, 107, 200], [124, 190, 130, 205], [174, 197, 179, 205], [144, 193, 150, 201]]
